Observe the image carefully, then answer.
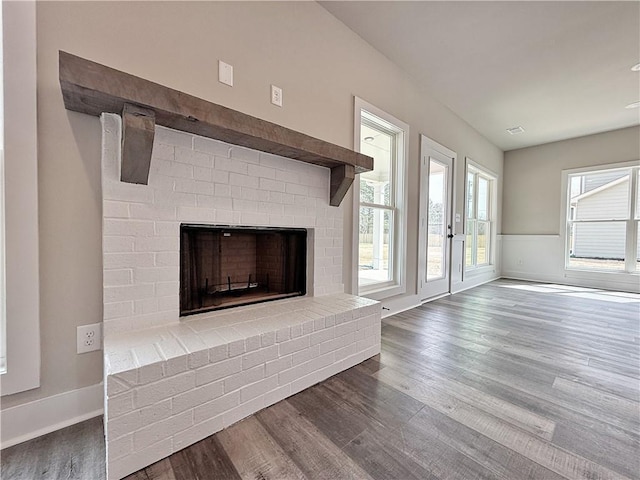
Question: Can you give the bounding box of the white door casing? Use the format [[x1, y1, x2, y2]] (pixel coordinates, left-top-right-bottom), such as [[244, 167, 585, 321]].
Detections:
[[418, 135, 456, 300]]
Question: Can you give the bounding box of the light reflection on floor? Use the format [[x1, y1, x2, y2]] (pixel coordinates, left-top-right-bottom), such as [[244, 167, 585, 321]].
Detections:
[[498, 283, 640, 303]]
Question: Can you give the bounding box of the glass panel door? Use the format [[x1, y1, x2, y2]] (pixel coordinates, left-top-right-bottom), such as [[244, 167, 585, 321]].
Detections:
[[427, 159, 447, 281]]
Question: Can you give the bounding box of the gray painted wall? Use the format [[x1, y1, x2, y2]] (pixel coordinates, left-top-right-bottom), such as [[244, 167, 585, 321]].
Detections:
[[503, 126, 640, 235]]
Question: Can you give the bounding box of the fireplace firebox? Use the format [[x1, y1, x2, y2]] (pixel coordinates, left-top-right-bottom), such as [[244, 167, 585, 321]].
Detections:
[[180, 225, 307, 316]]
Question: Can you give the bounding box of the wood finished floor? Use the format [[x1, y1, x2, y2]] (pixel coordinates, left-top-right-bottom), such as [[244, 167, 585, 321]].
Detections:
[[2, 279, 639, 480]]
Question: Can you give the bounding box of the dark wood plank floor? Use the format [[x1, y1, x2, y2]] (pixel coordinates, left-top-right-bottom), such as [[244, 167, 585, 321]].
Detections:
[[2, 279, 639, 480], [0, 416, 105, 480]]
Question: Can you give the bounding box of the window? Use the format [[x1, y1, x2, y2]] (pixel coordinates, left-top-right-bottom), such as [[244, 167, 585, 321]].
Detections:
[[1, 1, 40, 395], [565, 164, 639, 273], [465, 161, 495, 269], [354, 98, 408, 298], [0, 3, 5, 373]]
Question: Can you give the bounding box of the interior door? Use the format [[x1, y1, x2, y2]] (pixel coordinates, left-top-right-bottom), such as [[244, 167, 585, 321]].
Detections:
[[419, 140, 454, 300]]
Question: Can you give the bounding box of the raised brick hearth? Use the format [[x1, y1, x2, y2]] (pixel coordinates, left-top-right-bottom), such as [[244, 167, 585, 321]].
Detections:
[[104, 295, 380, 479]]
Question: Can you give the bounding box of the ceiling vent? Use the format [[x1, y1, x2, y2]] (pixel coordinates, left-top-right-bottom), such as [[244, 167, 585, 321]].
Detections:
[[506, 126, 525, 135]]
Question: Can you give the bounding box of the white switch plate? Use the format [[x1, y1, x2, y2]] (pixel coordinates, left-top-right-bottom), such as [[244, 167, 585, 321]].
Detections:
[[271, 85, 283, 107], [218, 60, 233, 87], [77, 323, 102, 354]]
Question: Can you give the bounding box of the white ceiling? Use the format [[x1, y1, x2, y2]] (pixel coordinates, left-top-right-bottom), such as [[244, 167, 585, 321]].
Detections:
[[320, 1, 640, 151]]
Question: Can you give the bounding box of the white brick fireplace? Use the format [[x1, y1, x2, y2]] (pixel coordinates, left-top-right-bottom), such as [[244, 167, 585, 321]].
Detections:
[[101, 114, 347, 335], [100, 114, 381, 479]]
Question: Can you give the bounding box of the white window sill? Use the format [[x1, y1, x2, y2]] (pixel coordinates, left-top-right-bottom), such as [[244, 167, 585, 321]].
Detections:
[[465, 264, 496, 278], [564, 268, 639, 278], [358, 282, 406, 301]]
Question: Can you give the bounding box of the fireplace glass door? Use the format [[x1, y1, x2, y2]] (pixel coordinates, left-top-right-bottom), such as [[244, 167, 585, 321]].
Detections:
[[180, 225, 307, 316]]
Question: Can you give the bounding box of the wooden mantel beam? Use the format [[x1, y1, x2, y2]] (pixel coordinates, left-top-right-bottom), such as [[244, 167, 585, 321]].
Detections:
[[58, 51, 373, 206]]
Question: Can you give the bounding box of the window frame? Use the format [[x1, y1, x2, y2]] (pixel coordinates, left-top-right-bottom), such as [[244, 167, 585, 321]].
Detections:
[[0, 0, 4, 374], [561, 161, 640, 275], [0, 0, 40, 395], [352, 97, 408, 300], [464, 158, 497, 273]]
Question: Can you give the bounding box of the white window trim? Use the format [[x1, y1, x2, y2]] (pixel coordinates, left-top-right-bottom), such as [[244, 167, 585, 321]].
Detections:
[[352, 97, 408, 300], [560, 160, 640, 281], [0, 1, 40, 396], [464, 158, 497, 276], [0, 0, 4, 374]]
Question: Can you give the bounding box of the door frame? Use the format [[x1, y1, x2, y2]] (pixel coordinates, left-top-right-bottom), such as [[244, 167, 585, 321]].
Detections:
[[418, 135, 457, 301]]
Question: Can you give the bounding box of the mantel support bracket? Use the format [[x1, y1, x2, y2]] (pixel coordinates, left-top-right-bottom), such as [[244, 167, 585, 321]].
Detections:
[[329, 165, 355, 207], [121, 103, 156, 185]]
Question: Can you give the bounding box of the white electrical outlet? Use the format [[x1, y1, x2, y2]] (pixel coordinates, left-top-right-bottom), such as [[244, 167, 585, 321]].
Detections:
[[218, 60, 233, 87], [271, 85, 282, 107], [77, 323, 102, 354]]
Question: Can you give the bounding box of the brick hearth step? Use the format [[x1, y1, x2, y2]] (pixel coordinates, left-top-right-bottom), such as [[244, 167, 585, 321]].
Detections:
[[103, 293, 381, 480]]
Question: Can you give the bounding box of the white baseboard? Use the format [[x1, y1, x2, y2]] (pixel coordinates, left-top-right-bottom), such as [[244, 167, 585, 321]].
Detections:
[[501, 271, 564, 285], [421, 292, 451, 304], [451, 274, 501, 294], [1, 383, 104, 449], [379, 272, 502, 318], [501, 271, 640, 293], [379, 294, 421, 319]]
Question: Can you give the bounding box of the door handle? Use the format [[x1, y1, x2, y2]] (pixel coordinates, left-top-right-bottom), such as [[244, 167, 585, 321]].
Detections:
[[447, 234, 454, 239]]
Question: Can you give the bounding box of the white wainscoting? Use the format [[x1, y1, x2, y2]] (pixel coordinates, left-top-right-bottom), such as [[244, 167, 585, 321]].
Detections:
[[501, 235, 564, 283], [501, 234, 640, 293]]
